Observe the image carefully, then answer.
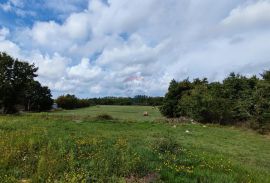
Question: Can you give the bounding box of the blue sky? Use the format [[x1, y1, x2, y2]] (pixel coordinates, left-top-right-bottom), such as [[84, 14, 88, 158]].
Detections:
[[1, 0, 270, 98]]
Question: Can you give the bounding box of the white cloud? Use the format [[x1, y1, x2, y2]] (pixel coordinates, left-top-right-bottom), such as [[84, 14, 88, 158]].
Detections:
[[89, 84, 102, 94], [68, 58, 102, 80], [0, 27, 10, 41], [0, 2, 12, 12], [0, 40, 21, 57], [0, 27, 21, 57], [0, 0, 36, 17], [222, 0, 270, 30], [30, 52, 69, 80], [28, 11, 91, 53], [2, 0, 270, 97], [45, 0, 87, 14], [9, 0, 24, 8]]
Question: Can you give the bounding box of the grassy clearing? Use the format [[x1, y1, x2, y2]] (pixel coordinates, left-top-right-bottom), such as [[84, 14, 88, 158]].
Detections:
[[48, 105, 162, 121], [0, 106, 270, 182]]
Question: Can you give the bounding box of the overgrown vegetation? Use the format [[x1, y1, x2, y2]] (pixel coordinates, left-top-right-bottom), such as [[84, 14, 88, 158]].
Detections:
[[0, 53, 53, 114], [56, 95, 164, 110], [55, 94, 90, 110], [160, 71, 270, 134], [0, 106, 269, 182]]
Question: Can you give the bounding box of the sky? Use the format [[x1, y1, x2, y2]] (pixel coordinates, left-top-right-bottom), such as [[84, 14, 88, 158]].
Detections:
[[0, 0, 270, 98]]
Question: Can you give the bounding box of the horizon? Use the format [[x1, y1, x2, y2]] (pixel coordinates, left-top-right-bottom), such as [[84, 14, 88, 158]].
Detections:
[[1, 0, 270, 98]]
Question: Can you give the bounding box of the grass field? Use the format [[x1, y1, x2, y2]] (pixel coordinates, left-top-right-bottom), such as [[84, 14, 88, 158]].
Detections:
[[48, 105, 163, 121], [0, 106, 270, 182]]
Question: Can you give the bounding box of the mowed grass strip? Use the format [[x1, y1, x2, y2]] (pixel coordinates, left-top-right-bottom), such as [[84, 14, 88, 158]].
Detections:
[[0, 105, 269, 182]]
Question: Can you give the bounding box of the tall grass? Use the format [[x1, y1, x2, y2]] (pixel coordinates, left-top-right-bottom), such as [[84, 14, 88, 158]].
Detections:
[[0, 106, 270, 182]]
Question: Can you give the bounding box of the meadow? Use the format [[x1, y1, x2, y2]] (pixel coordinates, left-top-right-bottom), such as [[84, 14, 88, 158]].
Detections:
[[0, 106, 270, 183]]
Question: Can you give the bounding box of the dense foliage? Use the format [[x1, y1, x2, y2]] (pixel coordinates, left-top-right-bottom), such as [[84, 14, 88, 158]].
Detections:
[[89, 95, 164, 106], [0, 53, 53, 113], [160, 71, 270, 133], [56, 95, 163, 110], [55, 94, 90, 110]]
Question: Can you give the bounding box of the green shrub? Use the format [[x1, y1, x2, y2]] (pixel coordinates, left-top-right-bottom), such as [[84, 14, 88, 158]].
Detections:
[[95, 114, 114, 120], [55, 94, 90, 110], [153, 136, 181, 154], [160, 71, 270, 132], [255, 113, 270, 134]]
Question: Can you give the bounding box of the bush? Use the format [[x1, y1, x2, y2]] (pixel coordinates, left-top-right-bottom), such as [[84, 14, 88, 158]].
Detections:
[[95, 114, 114, 120], [56, 94, 90, 110], [153, 136, 181, 154], [260, 113, 270, 134]]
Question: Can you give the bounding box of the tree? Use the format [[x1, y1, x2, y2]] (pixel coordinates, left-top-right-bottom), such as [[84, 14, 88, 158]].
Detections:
[[160, 70, 269, 133], [160, 79, 192, 118], [0, 52, 37, 113], [222, 73, 258, 122], [0, 52, 53, 113], [251, 72, 270, 133], [24, 81, 53, 111], [261, 70, 270, 82]]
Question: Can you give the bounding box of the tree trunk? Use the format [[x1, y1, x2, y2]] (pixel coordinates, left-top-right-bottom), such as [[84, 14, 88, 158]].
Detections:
[[28, 100, 31, 111]]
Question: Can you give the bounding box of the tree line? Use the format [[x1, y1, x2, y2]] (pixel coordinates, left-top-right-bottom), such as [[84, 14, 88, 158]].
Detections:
[[0, 53, 53, 114], [160, 71, 270, 134], [0, 53, 163, 113], [55, 95, 164, 110], [2, 52, 269, 134], [88, 95, 164, 106]]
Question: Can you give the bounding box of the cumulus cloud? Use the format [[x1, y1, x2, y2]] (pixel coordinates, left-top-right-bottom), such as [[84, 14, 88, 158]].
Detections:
[[30, 52, 69, 80], [219, 0, 270, 42], [1, 0, 270, 97], [222, 0, 270, 30], [0, 40, 21, 57], [29, 16, 91, 52], [68, 58, 102, 80], [0, 27, 21, 57]]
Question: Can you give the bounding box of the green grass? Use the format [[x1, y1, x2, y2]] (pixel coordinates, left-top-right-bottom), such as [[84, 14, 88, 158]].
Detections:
[[0, 105, 270, 182], [49, 105, 162, 121]]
